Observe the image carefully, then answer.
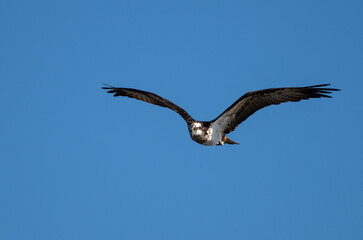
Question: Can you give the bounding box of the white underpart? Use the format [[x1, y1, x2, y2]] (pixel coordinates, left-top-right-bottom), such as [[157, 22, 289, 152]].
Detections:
[[190, 122, 225, 146], [209, 123, 224, 145], [205, 128, 216, 145], [201, 124, 224, 146]]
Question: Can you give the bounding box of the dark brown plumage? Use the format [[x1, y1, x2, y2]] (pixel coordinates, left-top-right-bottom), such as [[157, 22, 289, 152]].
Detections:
[[211, 84, 340, 134], [102, 83, 340, 146], [102, 85, 195, 124]]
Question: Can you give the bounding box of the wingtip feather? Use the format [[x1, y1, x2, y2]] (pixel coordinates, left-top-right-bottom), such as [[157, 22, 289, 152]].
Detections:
[[307, 84, 341, 92], [102, 83, 116, 90]]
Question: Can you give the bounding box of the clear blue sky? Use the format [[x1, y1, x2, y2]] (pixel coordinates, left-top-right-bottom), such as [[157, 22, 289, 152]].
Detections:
[[1, 0, 362, 239]]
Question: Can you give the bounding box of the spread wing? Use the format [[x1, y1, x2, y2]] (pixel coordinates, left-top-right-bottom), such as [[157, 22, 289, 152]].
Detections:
[[102, 85, 195, 124], [211, 84, 340, 134]]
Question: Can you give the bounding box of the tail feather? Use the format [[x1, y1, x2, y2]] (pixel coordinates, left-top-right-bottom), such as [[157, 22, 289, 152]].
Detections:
[[224, 136, 239, 145]]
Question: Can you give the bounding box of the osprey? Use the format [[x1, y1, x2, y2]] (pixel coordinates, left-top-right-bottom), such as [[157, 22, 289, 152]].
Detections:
[[102, 84, 339, 146]]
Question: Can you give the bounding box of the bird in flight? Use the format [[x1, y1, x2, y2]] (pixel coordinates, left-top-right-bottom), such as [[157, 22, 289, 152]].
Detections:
[[102, 84, 339, 146]]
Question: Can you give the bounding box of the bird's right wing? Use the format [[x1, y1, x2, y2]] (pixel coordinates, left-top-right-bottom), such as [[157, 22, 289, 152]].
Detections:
[[102, 85, 195, 124]]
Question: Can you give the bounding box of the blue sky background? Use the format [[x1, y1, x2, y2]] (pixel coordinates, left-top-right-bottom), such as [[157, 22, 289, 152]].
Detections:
[[1, 0, 362, 239]]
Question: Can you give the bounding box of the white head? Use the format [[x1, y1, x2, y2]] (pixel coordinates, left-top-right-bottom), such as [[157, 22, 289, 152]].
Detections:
[[189, 122, 203, 136]]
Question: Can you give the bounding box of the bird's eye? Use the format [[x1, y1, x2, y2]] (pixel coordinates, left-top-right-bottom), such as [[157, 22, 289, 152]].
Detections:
[[194, 127, 198, 131]]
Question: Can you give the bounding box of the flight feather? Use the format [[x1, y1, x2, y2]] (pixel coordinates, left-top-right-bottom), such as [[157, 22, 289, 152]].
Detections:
[[102, 85, 195, 123], [211, 84, 340, 134]]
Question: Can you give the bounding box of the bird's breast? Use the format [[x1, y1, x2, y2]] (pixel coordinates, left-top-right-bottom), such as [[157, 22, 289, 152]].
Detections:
[[191, 127, 221, 146]]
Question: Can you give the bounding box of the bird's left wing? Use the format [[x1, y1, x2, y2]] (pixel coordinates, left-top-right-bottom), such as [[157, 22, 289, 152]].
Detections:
[[102, 85, 195, 124], [211, 84, 340, 134]]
